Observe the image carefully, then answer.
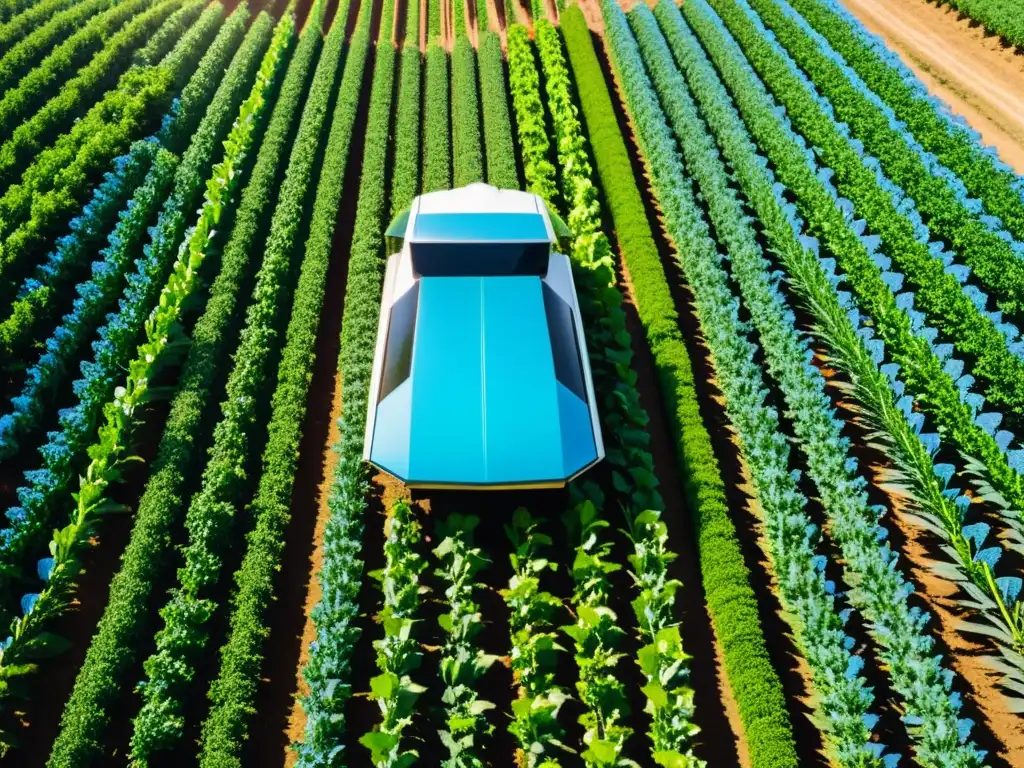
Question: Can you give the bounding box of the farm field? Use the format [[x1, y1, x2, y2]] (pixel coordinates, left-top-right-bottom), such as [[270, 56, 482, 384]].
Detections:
[[0, 0, 1023, 765]]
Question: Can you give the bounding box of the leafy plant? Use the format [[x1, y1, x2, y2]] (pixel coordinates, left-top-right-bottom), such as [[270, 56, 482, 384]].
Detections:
[[602, 2, 887, 763], [507, 23, 558, 206], [502, 508, 570, 767], [563, 501, 636, 767], [46, 7, 324, 764], [361, 501, 426, 768], [558, 9, 799, 765], [434, 514, 497, 767], [0, 0, 84, 53], [702, 0, 1024, 432], [297, 5, 398, 757]]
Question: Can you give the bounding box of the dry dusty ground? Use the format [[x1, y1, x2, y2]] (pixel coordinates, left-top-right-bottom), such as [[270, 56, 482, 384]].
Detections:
[[840, 0, 1024, 173]]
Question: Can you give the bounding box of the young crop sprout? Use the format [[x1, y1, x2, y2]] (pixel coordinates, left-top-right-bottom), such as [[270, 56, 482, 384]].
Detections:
[[362, 500, 427, 767], [434, 513, 498, 767], [502, 507, 572, 766]]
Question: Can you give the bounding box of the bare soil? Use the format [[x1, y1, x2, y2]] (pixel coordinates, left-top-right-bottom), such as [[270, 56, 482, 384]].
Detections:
[[841, 0, 1024, 174]]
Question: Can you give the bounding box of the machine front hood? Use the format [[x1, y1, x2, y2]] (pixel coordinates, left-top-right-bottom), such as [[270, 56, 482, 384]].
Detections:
[[369, 275, 598, 487]]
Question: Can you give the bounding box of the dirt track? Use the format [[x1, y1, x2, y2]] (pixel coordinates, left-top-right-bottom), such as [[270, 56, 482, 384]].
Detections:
[[840, 0, 1024, 173]]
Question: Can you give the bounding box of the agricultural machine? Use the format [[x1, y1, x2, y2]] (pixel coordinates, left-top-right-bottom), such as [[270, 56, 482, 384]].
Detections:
[[363, 183, 604, 489]]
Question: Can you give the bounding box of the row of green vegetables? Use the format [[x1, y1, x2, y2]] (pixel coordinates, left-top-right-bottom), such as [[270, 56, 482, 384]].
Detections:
[[519, 17, 706, 766], [745, 0, 1024, 319], [0, 4, 245, 465], [0, 0, 116, 96], [0, 0, 217, 341], [622, 2, 989, 764], [558, 7, 800, 766], [46, 3, 327, 764], [0, 0, 200, 310], [48, 0, 369, 764], [0, 5, 253, 591], [926, 0, 1024, 49], [602, 1, 891, 763], [294, 0, 398, 759], [704, 0, 1024, 526], [0, 6, 287, 760], [675, 0, 1024, 694], [126, 2, 337, 759], [722, 0, 1024, 515], [0, 0, 78, 49]]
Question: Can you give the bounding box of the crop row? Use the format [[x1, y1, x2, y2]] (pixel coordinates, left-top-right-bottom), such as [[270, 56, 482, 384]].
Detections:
[[361, 500, 426, 766], [505, 30, 637, 762], [502, 509, 568, 766], [452, 37, 483, 186], [478, 31, 519, 188], [506, 25, 558, 209], [706, 0, 1024, 512], [435, 515, 495, 766], [424, 41, 450, 192], [44, 7, 330, 766], [927, 0, 1024, 48], [748, 0, 1024, 314], [0, 8, 266, 621], [708, 0, 1024, 430], [558, 6, 799, 766], [787, 0, 1024, 248], [602, 1, 893, 763], [0, 0, 80, 50], [534, 17, 707, 763], [0, 6, 245, 463], [294, 0, 396, 759], [126, 6, 332, 761], [0, 10, 285, 757], [0, 0, 192, 181], [0, 142, 176, 459], [634, 5, 986, 763], [197, 5, 371, 765], [0, 0, 113, 94], [428, 0, 441, 40], [676, 0, 1024, 674], [0, 0, 226, 304], [391, 0, 422, 215], [732, 0, 1024, 536]]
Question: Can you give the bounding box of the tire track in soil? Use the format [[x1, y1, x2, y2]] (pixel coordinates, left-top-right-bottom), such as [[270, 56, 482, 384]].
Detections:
[[579, 7, 828, 765]]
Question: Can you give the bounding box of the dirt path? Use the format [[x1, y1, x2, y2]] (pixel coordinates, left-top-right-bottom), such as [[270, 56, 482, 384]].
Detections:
[[840, 0, 1024, 174]]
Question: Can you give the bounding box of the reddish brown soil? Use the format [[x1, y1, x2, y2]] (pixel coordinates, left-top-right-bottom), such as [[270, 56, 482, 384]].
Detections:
[[842, 0, 1024, 174]]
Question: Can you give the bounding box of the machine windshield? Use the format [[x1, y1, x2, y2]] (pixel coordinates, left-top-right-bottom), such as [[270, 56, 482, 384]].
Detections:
[[410, 240, 550, 277]]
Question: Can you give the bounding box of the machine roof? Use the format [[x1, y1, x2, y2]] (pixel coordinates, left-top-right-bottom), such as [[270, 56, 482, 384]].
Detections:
[[412, 211, 550, 242], [369, 276, 598, 486]]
